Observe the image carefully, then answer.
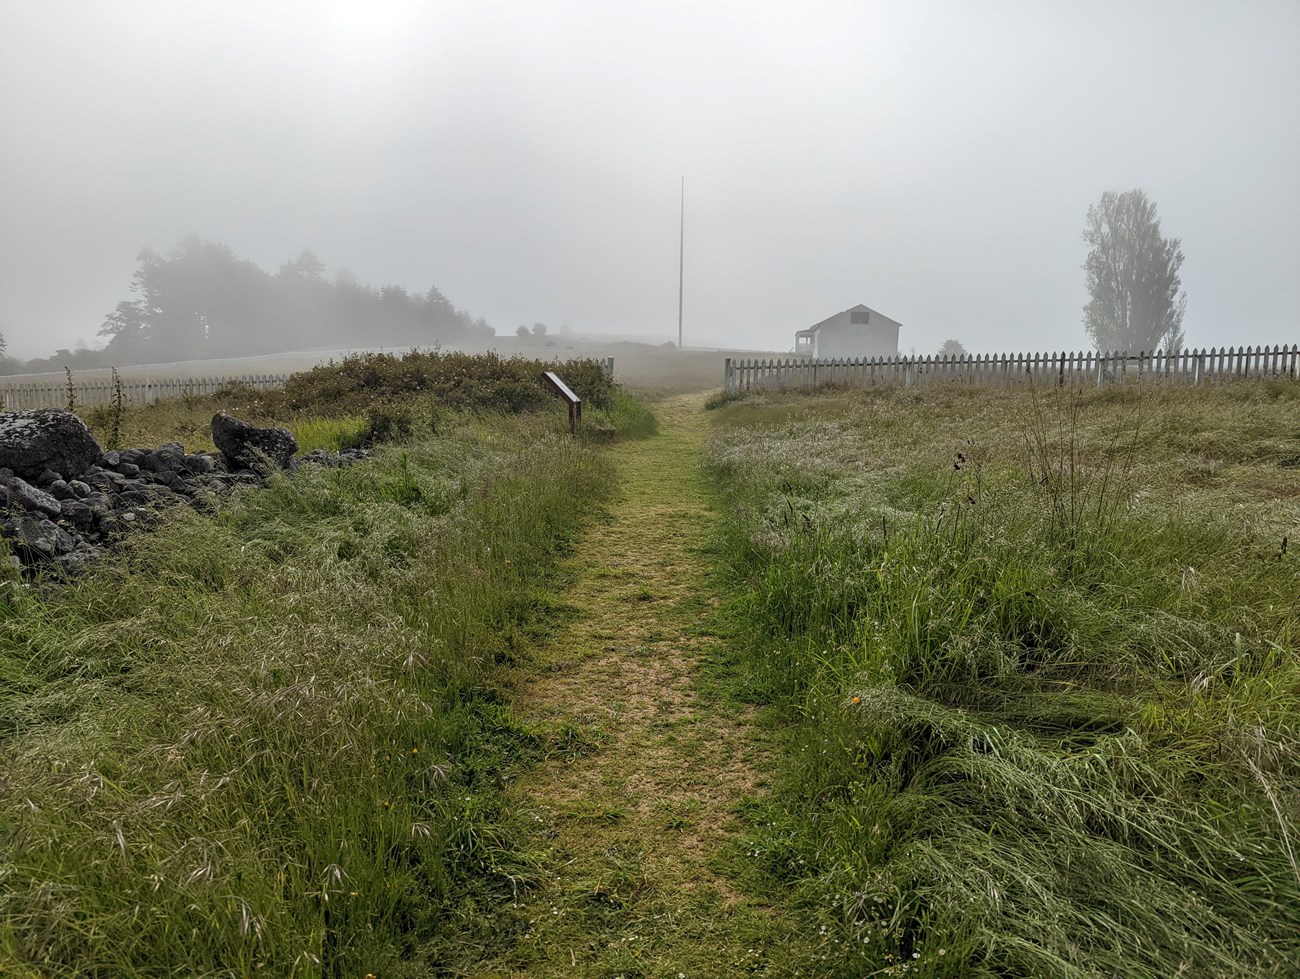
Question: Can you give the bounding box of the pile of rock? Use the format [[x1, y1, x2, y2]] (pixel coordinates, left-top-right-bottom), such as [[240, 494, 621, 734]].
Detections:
[[0, 409, 370, 576]]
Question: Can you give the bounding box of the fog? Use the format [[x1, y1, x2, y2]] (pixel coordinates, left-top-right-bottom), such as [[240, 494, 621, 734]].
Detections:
[[1, 0, 1297, 363]]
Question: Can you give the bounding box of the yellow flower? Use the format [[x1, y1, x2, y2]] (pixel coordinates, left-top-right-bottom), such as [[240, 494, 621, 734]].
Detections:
[[411, 747, 419, 755], [851, 696, 861, 705]]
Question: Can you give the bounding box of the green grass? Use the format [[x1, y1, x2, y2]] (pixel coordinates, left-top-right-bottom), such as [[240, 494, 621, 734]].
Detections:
[[581, 388, 659, 441], [0, 410, 619, 976], [11, 367, 1299, 976], [289, 415, 369, 453], [449, 394, 813, 977], [705, 381, 1300, 977]]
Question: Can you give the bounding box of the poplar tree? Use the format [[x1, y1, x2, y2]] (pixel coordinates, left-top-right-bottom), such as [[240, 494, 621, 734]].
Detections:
[[1082, 189, 1187, 352]]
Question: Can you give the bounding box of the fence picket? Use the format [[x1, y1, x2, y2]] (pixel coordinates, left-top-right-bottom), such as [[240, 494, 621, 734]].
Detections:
[[721, 343, 1300, 396], [0, 372, 293, 410]]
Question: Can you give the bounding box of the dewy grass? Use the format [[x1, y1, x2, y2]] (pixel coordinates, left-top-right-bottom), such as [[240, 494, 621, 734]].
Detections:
[[0, 410, 616, 976], [706, 381, 1300, 977]]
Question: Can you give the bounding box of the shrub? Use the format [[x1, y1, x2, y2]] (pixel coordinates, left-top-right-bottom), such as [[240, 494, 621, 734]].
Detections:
[[74, 351, 625, 450], [363, 400, 416, 444], [279, 350, 616, 416]]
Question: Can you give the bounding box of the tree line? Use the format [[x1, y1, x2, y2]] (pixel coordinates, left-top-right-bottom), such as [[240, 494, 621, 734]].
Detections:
[[1, 237, 494, 374]]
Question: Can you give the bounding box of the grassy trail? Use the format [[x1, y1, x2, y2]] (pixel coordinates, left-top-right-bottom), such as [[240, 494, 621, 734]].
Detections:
[[470, 395, 803, 977]]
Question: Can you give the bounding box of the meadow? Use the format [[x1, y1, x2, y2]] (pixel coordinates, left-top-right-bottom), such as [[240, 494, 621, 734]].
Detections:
[[4, 354, 1299, 977], [0, 353, 650, 976], [705, 380, 1300, 977]]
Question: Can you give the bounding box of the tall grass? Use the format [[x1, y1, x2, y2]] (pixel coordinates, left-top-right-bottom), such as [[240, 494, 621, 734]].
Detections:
[[708, 382, 1300, 977], [0, 411, 615, 976]]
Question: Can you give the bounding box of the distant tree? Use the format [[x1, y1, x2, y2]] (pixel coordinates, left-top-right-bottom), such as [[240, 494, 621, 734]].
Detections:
[[938, 339, 967, 358], [0, 330, 6, 356], [378, 284, 410, 306], [515, 325, 529, 337], [424, 285, 455, 319], [532, 322, 548, 337], [421, 285, 469, 340], [98, 299, 149, 354], [1082, 189, 1187, 353], [84, 238, 491, 364], [278, 249, 325, 282]]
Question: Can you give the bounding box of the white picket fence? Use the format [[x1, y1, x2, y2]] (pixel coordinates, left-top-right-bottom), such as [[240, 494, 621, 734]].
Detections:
[[723, 345, 1300, 394], [0, 374, 291, 411]]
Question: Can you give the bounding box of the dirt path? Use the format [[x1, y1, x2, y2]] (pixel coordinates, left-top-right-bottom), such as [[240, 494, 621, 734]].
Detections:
[[469, 394, 801, 977]]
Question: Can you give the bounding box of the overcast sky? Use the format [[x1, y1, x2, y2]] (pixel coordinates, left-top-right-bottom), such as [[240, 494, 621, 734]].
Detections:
[[1, 0, 1297, 359]]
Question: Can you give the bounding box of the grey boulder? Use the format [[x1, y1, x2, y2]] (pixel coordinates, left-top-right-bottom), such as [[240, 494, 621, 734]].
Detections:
[[0, 409, 103, 480], [211, 412, 297, 471], [0, 473, 63, 517], [2, 513, 77, 560]]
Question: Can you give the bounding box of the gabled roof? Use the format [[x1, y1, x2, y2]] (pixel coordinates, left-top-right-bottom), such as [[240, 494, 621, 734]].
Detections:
[[798, 304, 901, 336]]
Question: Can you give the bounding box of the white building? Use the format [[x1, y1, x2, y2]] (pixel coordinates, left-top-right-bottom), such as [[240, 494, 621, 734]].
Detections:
[[795, 304, 901, 359]]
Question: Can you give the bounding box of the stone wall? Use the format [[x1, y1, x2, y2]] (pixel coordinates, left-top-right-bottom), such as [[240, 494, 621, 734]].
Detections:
[[0, 409, 369, 576]]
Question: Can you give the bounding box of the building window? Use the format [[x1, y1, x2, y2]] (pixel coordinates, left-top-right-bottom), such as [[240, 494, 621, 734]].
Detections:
[[850, 310, 870, 324]]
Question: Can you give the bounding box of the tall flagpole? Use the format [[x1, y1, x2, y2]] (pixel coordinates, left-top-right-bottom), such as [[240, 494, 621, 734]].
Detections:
[[677, 176, 684, 349]]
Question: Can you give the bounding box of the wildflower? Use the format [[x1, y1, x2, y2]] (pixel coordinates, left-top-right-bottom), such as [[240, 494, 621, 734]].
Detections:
[[411, 747, 419, 754], [851, 696, 860, 705]]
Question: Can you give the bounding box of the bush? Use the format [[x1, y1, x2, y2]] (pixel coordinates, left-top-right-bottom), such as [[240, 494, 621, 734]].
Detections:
[[74, 351, 624, 450], [279, 350, 616, 416], [362, 400, 416, 444]]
